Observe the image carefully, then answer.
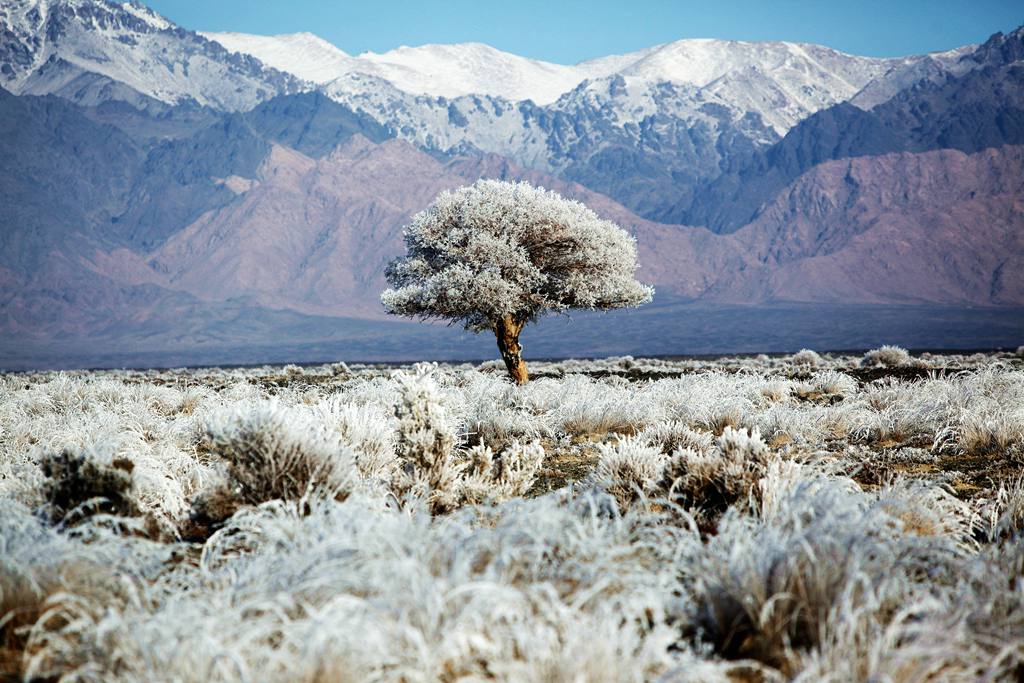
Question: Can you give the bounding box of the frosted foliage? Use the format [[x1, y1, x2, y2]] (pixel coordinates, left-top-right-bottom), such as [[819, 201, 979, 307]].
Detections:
[[717, 425, 770, 461], [595, 437, 668, 508], [655, 427, 772, 522], [319, 399, 397, 480], [203, 402, 358, 504], [381, 179, 654, 331], [392, 367, 544, 512], [861, 345, 913, 368], [640, 421, 715, 455], [792, 348, 823, 367]]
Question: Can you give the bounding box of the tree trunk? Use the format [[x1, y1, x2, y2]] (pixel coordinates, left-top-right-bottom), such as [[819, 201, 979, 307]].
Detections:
[[494, 315, 528, 385]]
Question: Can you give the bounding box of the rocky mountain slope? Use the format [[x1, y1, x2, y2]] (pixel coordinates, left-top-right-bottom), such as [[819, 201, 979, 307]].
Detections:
[[683, 27, 1024, 231]]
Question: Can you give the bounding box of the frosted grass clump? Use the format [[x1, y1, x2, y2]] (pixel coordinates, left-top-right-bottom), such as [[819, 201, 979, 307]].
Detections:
[[792, 348, 823, 367], [392, 366, 544, 512], [459, 371, 547, 450], [594, 437, 669, 508], [38, 447, 138, 524], [639, 421, 715, 455], [989, 476, 1024, 539], [690, 474, 970, 676], [1, 500, 170, 676], [318, 398, 397, 480], [203, 401, 359, 505], [659, 426, 773, 524], [459, 440, 545, 503], [810, 369, 858, 397], [861, 345, 913, 368]]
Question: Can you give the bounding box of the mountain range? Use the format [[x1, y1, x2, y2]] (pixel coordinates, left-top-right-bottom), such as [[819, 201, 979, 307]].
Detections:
[[1, 0, 1022, 369]]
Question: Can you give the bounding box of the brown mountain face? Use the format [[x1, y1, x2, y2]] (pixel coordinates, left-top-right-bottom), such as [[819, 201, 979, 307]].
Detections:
[[85, 137, 1023, 324], [729, 146, 1024, 305], [143, 138, 422, 318]]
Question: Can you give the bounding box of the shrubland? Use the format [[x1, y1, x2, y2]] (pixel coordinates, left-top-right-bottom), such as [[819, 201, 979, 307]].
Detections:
[[1, 346, 1022, 681]]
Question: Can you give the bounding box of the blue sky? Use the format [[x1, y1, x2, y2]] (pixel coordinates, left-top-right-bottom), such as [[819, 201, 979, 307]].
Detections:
[[147, 0, 1022, 62]]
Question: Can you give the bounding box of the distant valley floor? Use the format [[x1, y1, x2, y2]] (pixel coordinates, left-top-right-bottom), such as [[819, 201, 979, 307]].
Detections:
[[2, 302, 1021, 371]]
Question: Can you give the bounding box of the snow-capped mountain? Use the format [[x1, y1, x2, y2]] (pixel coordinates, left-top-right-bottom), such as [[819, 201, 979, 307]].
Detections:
[[0, 0, 301, 110], [206, 30, 897, 132], [2, 2, 1022, 367], [2, 0, 1013, 228], [850, 46, 976, 110], [204, 33, 628, 105], [199, 30, 929, 220]]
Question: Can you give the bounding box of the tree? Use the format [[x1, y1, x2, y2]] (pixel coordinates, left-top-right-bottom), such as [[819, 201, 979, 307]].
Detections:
[[381, 180, 654, 384]]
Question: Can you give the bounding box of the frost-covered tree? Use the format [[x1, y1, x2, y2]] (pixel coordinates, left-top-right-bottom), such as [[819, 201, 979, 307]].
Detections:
[[381, 180, 654, 383]]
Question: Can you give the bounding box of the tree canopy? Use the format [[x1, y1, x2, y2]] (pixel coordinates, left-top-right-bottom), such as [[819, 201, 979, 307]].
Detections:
[[381, 179, 654, 332]]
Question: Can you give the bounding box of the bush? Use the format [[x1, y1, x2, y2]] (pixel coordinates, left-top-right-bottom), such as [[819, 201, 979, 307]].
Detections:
[[203, 402, 358, 506], [860, 345, 912, 368], [391, 367, 544, 512], [639, 421, 714, 455], [39, 448, 138, 523], [792, 349, 823, 367], [659, 427, 772, 526], [594, 437, 668, 509]]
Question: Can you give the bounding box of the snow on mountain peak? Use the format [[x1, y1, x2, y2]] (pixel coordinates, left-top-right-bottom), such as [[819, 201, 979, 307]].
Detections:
[[0, 0, 301, 110], [355, 41, 605, 104], [204, 30, 896, 116], [201, 31, 356, 85], [206, 35, 610, 104], [116, 0, 172, 30]]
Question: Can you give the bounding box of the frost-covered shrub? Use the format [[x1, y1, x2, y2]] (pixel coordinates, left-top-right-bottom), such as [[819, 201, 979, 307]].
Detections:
[[0, 501, 166, 677], [203, 402, 358, 506], [989, 477, 1024, 539], [810, 369, 857, 398], [861, 345, 912, 368], [718, 424, 771, 462], [853, 540, 1024, 682], [391, 367, 462, 511], [761, 380, 792, 403], [318, 399, 397, 480], [595, 437, 668, 509], [392, 367, 544, 512], [659, 427, 772, 525], [460, 373, 545, 451], [690, 476, 967, 675], [875, 478, 977, 548], [38, 448, 138, 523], [459, 440, 545, 504], [792, 349, 823, 367], [639, 421, 715, 455], [282, 364, 304, 377]]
